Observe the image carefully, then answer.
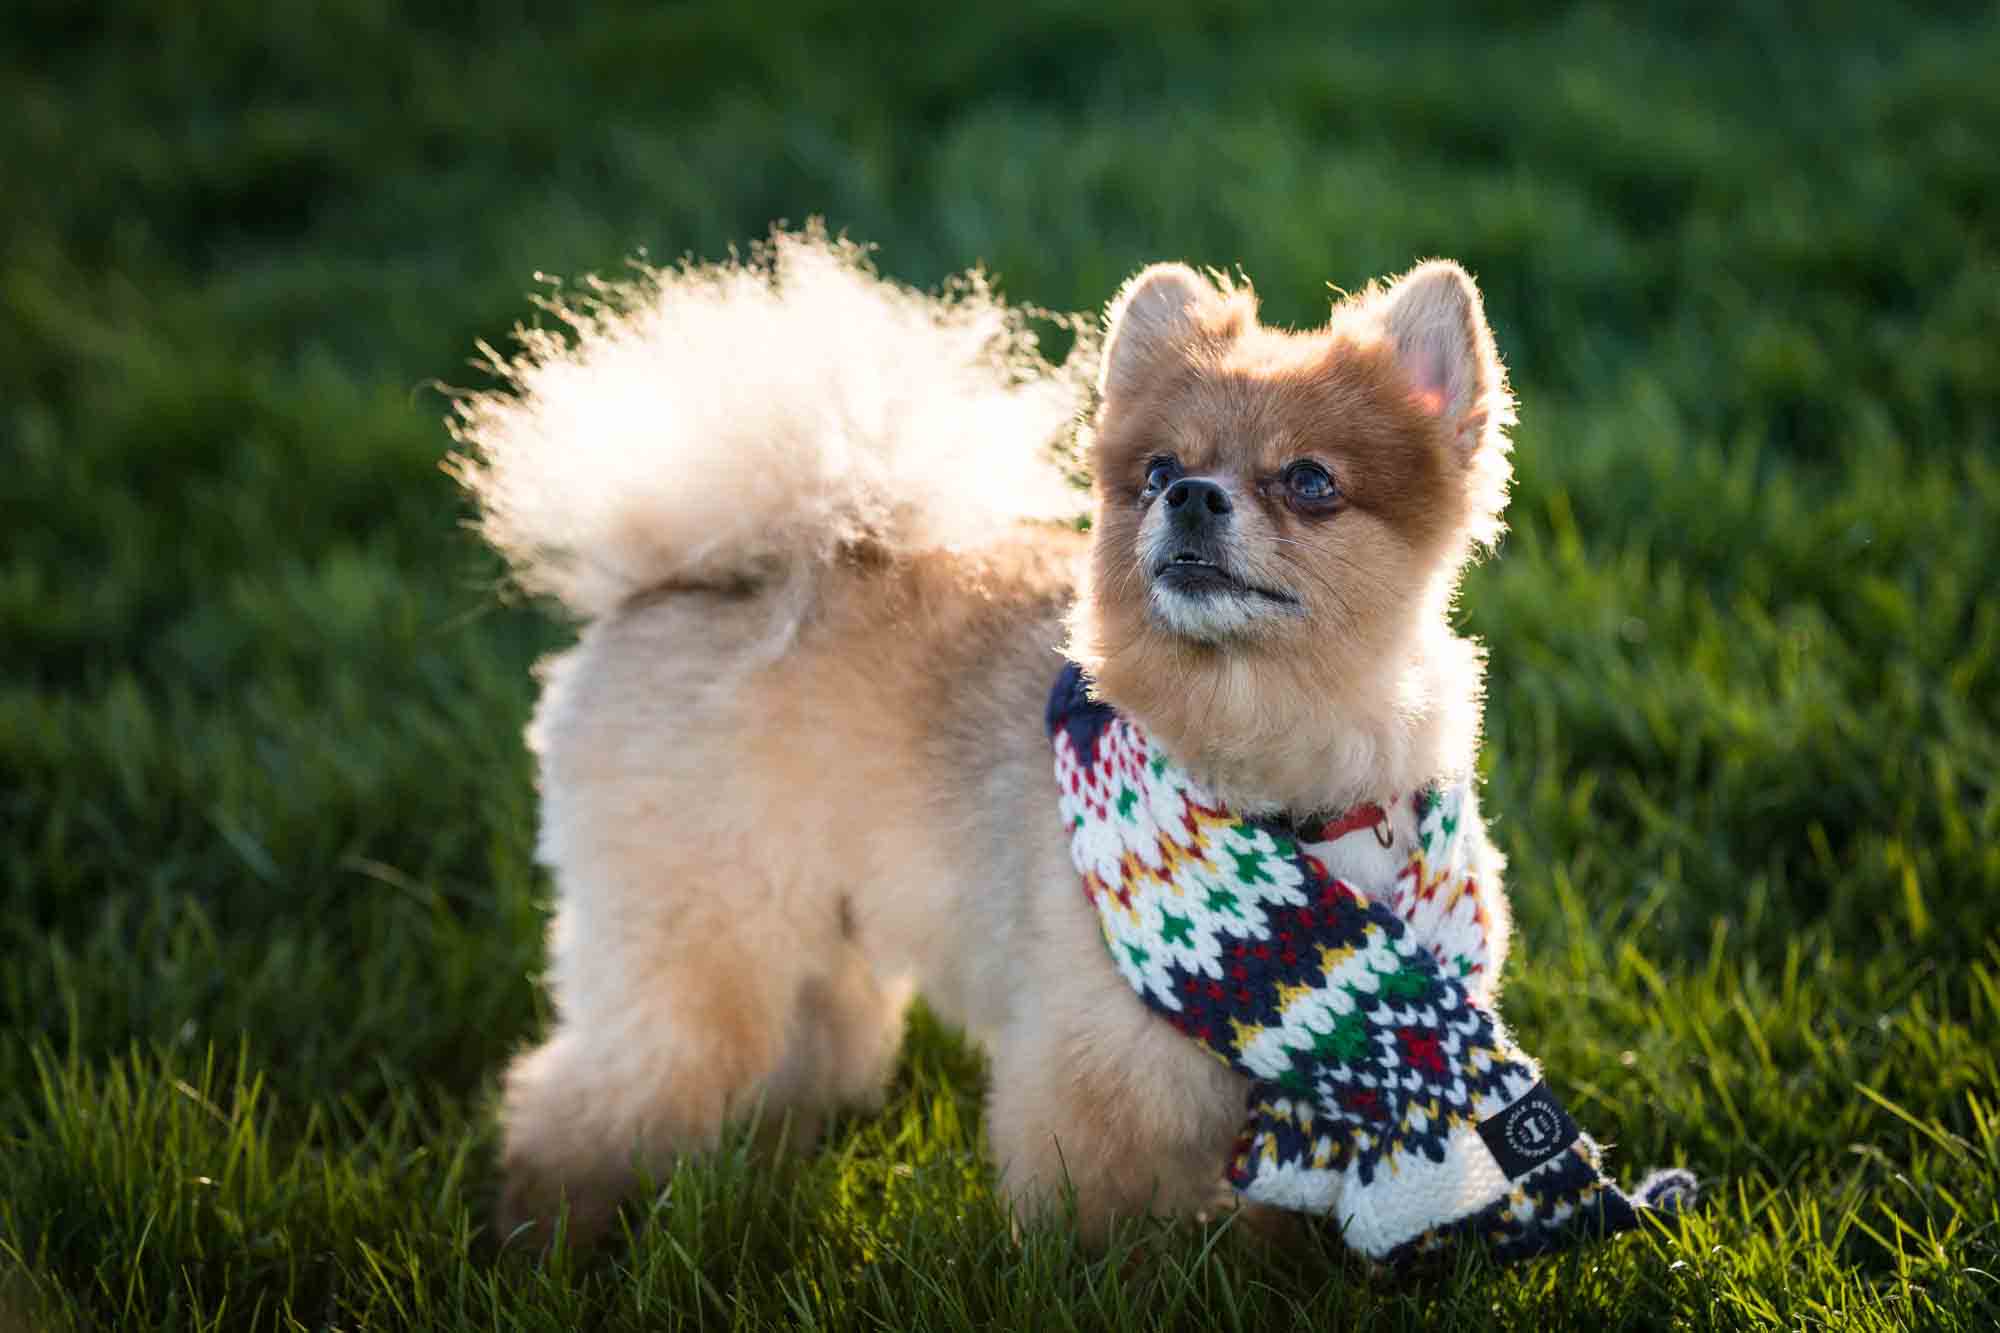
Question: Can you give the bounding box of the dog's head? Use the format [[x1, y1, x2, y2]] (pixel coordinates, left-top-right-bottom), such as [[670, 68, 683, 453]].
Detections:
[[1067, 260, 1514, 806]]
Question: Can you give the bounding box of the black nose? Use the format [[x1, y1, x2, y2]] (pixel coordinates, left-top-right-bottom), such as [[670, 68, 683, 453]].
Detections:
[[1162, 477, 1233, 519]]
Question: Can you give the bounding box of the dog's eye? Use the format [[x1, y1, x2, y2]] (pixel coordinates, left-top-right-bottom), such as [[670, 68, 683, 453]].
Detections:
[[1283, 461, 1337, 504], [1140, 455, 1182, 499]]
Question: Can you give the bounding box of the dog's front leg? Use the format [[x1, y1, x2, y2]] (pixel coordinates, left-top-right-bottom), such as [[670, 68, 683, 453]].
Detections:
[[981, 881, 1251, 1246]]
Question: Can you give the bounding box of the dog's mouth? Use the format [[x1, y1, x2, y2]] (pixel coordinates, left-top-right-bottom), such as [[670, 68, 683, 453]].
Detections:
[[1152, 552, 1298, 604]]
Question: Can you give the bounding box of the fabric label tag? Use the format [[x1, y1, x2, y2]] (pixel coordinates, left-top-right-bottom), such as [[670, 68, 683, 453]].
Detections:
[[1477, 1081, 1580, 1179]]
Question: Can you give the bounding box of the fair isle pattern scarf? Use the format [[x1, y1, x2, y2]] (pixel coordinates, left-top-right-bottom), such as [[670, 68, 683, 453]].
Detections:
[[1047, 663, 1695, 1265]]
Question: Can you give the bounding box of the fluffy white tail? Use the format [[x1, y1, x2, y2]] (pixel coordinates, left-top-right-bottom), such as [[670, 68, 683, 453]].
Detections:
[[448, 228, 1094, 620]]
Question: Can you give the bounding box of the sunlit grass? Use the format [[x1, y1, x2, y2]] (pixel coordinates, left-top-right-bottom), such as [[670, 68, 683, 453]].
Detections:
[[4, 1, 1998, 1327]]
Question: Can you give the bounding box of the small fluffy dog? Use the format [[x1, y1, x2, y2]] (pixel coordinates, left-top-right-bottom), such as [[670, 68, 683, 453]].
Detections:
[[453, 230, 1515, 1244]]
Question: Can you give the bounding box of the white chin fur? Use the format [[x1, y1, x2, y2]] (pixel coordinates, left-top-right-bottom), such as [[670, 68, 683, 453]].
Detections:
[[1148, 583, 1271, 641]]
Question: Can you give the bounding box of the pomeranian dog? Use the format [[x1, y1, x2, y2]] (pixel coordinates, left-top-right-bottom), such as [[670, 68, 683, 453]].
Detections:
[[453, 228, 1514, 1245]]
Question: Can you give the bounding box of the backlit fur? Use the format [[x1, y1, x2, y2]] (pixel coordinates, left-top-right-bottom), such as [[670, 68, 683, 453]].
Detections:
[[455, 231, 1515, 1247], [1069, 262, 1513, 815]]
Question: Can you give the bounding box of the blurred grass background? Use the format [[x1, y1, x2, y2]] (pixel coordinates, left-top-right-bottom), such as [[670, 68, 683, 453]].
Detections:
[[3, 2, 1998, 1328]]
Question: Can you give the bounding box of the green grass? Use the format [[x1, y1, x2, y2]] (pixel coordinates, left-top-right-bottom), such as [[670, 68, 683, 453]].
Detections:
[[5, 1, 1999, 1327]]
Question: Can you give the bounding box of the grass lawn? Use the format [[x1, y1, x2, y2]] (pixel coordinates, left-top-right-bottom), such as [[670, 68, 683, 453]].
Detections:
[[4, 1, 1999, 1327]]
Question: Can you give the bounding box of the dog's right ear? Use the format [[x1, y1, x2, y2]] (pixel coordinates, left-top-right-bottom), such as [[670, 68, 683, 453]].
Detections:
[[1100, 264, 1211, 401]]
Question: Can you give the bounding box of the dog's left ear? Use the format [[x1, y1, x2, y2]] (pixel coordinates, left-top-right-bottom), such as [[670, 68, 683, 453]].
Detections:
[[1376, 261, 1504, 453]]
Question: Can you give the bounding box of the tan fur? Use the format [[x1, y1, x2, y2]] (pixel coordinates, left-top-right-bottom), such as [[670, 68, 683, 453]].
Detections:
[[477, 241, 1516, 1248], [1069, 264, 1511, 814]]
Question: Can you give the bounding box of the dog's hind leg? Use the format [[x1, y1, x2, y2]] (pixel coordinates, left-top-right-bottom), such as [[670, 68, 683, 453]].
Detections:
[[495, 861, 906, 1248]]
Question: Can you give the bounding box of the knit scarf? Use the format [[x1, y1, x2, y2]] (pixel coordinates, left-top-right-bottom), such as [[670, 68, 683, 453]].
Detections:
[[1047, 662, 1694, 1264]]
